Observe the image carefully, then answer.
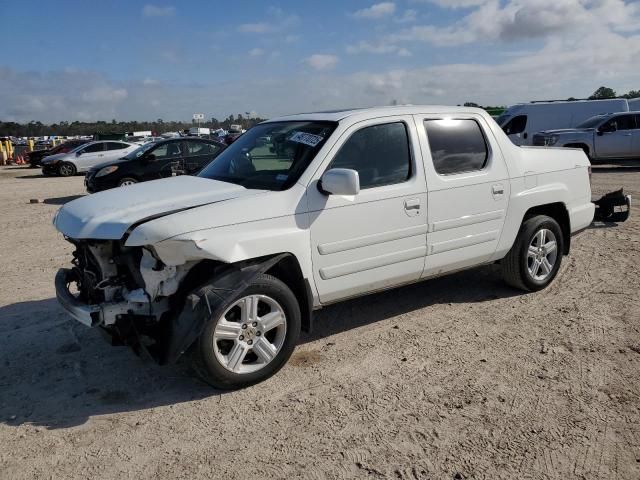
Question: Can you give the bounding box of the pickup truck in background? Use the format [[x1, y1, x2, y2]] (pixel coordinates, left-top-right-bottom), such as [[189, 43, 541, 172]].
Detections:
[[533, 111, 640, 162], [53, 106, 595, 389]]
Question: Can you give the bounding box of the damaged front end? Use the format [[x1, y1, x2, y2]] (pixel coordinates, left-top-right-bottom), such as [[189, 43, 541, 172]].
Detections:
[[593, 188, 631, 223], [55, 239, 197, 361]]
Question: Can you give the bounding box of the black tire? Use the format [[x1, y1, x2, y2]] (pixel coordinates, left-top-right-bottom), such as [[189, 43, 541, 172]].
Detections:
[[502, 215, 564, 292], [57, 162, 76, 177], [118, 177, 138, 187], [194, 273, 301, 390]]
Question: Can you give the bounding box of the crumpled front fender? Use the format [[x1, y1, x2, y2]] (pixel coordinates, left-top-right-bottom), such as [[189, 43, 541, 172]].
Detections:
[[163, 253, 288, 364]]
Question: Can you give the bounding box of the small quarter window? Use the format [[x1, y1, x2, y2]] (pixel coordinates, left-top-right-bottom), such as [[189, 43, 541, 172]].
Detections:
[[424, 119, 489, 175], [329, 122, 411, 189], [503, 115, 527, 135]]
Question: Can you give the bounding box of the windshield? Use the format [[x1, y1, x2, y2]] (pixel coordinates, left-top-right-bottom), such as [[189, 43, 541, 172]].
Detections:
[[122, 141, 159, 160], [198, 121, 337, 191], [577, 115, 609, 129]]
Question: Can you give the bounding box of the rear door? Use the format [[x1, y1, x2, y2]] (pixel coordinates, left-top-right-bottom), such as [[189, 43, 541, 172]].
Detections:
[[597, 114, 635, 158], [414, 114, 510, 277], [308, 117, 428, 303], [632, 114, 640, 157], [183, 140, 224, 175], [104, 142, 132, 162]]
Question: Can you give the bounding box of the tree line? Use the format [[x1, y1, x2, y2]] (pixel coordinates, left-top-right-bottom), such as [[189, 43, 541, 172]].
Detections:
[[0, 114, 267, 138]]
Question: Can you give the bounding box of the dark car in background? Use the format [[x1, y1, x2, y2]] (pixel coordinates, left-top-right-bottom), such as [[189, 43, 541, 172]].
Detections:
[[85, 137, 225, 192], [27, 139, 89, 167]]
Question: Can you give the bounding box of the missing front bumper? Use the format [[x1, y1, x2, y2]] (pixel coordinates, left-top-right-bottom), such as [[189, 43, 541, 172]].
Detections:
[[593, 189, 631, 223]]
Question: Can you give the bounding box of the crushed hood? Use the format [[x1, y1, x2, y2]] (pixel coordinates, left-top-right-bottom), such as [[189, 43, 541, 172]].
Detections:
[[54, 176, 261, 240]]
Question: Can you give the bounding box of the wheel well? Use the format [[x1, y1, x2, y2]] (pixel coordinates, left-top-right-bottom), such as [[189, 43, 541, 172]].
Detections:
[[264, 255, 313, 333], [523, 203, 571, 255], [564, 143, 590, 156]]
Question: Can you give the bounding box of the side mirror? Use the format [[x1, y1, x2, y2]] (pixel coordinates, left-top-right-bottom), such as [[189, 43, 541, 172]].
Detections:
[[76, 151, 82, 156], [320, 168, 360, 196], [144, 153, 156, 162]]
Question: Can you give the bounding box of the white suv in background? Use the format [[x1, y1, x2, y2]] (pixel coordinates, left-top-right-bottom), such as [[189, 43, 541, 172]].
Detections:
[[41, 140, 138, 176]]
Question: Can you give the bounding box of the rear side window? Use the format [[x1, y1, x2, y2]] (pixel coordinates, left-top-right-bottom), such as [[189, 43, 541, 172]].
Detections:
[[503, 115, 527, 135], [424, 119, 489, 175], [329, 122, 411, 189], [83, 143, 104, 153], [106, 142, 129, 150]]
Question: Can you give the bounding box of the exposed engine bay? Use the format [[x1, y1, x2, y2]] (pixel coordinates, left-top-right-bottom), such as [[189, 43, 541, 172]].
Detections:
[[57, 239, 197, 359]]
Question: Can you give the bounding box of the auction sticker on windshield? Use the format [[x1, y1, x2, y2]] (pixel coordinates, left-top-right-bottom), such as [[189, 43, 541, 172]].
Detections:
[[288, 131, 324, 148]]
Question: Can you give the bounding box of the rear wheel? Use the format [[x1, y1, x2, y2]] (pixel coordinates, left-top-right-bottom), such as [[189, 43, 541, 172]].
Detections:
[[502, 215, 564, 291], [118, 177, 138, 187], [194, 274, 301, 390], [57, 162, 76, 177]]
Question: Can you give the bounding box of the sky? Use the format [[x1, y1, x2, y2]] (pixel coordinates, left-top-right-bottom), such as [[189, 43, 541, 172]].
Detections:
[[1, 0, 639, 123]]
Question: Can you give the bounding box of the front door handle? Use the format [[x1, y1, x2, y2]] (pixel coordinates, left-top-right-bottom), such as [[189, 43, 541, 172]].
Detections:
[[404, 198, 421, 210]]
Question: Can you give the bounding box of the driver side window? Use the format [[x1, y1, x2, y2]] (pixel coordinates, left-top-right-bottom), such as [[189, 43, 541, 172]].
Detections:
[[603, 115, 636, 131], [329, 122, 411, 189]]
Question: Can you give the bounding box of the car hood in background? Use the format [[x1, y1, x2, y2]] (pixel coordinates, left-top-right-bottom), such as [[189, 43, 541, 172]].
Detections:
[[41, 152, 68, 164], [54, 176, 263, 240]]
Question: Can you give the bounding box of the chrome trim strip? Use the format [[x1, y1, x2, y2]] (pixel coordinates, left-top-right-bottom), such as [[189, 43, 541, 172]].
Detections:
[[318, 224, 428, 255], [319, 246, 427, 280]]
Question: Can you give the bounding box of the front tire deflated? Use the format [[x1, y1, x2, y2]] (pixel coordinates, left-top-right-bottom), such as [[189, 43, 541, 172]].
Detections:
[[192, 274, 301, 390]]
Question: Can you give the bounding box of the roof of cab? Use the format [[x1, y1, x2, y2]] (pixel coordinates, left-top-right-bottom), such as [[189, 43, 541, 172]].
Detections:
[[266, 105, 486, 123]]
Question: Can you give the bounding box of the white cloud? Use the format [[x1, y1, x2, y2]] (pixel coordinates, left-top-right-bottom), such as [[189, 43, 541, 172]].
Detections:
[[396, 9, 418, 23], [249, 48, 265, 57], [389, 0, 640, 46], [353, 2, 396, 19], [143, 77, 159, 86], [238, 7, 299, 34], [238, 22, 274, 33], [142, 4, 175, 17], [346, 41, 412, 57], [416, 0, 487, 8], [305, 54, 339, 71]]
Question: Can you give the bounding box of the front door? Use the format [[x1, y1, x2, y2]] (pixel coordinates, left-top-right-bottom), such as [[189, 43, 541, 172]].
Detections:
[[308, 117, 428, 304], [74, 143, 106, 172], [597, 114, 635, 158], [414, 115, 510, 277], [146, 141, 186, 179]]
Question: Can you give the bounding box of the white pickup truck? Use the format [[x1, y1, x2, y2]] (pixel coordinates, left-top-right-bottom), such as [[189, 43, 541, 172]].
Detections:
[[54, 106, 595, 389]]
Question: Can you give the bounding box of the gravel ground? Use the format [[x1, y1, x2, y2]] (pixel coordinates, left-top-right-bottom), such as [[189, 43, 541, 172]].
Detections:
[[0, 165, 639, 480]]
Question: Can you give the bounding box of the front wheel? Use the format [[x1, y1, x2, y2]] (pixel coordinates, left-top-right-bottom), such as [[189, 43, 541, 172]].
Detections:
[[57, 162, 77, 177], [502, 215, 564, 292], [118, 177, 138, 187], [195, 274, 301, 390]]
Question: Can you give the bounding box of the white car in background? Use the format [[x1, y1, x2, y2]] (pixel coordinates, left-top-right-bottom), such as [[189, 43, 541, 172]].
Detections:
[[41, 140, 138, 176]]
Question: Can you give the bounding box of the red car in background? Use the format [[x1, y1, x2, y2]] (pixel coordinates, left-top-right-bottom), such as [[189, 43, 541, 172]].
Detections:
[[27, 139, 89, 168]]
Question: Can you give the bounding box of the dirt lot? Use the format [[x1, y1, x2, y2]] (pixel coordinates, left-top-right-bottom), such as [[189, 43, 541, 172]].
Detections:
[[0, 165, 639, 480]]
